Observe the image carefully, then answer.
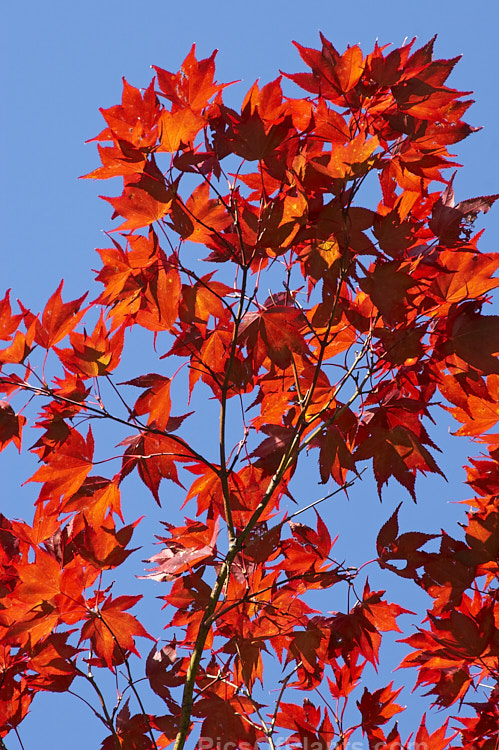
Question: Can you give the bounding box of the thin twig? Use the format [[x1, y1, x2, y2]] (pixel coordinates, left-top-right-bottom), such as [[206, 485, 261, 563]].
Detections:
[[287, 468, 367, 521], [90, 610, 159, 750], [0, 378, 216, 474]]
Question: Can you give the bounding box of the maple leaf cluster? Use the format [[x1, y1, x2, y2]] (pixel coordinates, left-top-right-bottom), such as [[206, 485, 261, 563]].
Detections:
[[0, 33, 498, 750]]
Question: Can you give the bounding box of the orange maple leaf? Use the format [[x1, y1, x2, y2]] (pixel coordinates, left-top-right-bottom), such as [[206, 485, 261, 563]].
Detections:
[[80, 594, 154, 669]]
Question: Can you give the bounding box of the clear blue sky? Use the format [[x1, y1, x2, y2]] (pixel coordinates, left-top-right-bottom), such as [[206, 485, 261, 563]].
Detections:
[[1, 1, 498, 748]]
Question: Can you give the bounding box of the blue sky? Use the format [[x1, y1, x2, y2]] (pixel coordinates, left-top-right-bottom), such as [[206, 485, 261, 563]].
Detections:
[[1, 1, 498, 748]]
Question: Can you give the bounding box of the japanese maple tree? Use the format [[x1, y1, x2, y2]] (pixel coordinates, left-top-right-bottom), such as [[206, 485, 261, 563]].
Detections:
[[1, 33, 499, 750]]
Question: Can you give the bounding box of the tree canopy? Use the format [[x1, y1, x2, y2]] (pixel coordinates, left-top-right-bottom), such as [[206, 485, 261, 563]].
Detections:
[[1, 33, 499, 750]]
